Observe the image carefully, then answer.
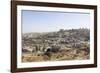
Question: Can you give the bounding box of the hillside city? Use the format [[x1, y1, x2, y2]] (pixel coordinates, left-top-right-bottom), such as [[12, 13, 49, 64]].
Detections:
[[22, 28, 90, 62]]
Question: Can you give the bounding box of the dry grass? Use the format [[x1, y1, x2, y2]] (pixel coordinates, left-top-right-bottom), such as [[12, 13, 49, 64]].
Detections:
[[22, 48, 89, 62]]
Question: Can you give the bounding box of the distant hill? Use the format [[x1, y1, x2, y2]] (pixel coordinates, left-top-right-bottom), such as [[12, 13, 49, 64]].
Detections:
[[22, 28, 90, 43]]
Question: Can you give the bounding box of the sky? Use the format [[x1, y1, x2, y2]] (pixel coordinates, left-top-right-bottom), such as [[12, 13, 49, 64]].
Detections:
[[22, 10, 90, 33]]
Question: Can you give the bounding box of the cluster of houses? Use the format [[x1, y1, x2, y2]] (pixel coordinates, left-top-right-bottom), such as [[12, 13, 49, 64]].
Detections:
[[22, 29, 90, 57]]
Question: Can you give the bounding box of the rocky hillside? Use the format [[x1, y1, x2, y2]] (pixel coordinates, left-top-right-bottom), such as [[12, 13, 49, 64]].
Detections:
[[22, 28, 90, 62]]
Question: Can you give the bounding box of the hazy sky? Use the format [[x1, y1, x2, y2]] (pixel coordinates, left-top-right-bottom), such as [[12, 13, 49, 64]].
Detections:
[[22, 10, 90, 33]]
